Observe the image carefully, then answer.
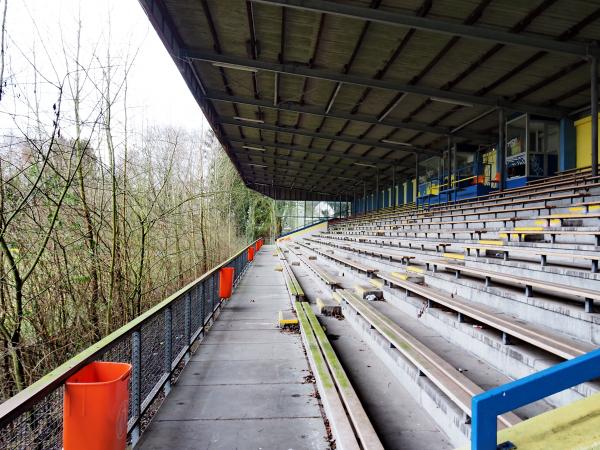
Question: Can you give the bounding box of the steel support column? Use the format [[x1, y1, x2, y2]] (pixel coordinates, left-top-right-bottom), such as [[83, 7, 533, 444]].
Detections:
[[375, 170, 380, 210], [415, 154, 420, 204], [452, 139, 457, 201], [592, 56, 598, 177], [392, 166, 396, 207], [499, 108, 506, 191]]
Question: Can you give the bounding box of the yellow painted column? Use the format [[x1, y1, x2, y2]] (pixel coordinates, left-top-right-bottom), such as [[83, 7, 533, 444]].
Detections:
[[575, 114, 600, 168]]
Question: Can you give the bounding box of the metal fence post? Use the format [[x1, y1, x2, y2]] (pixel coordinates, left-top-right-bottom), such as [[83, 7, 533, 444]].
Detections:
[[210, 276, 215, 315], [184, 292, 191, 363], [234, 257, 239, 287], [199, 282, 205, 328], [164, 307, 172, 395], [214, 272, 220, 311], [130, 330, 141, 447]]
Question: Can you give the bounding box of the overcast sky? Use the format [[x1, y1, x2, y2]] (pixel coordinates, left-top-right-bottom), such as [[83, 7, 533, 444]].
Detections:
[[0, 0, 207, 141]]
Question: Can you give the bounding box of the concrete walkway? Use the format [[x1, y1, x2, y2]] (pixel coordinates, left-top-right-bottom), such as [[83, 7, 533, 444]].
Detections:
[[138, 245, 328, 450]]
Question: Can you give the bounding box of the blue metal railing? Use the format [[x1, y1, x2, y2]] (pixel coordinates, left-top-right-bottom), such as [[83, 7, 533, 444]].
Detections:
[[472, 347, 600, 449]]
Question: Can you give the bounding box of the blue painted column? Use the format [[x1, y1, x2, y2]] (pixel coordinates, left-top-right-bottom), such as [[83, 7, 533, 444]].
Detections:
[[498, 109, 506, 191], [405, 180, 413, 203], [559, 118, 576, 171], [375, 171, 380, 210]]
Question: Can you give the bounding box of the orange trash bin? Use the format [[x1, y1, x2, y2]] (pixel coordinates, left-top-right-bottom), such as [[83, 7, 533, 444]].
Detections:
[[63, 361, 132, 450], [219, 267, 235, 299], [248, 246, 255, 261]]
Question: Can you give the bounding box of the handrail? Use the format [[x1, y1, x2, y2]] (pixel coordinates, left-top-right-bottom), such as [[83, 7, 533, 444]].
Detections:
[[472, 347, 600, 449], [0, 239, 259, 448]]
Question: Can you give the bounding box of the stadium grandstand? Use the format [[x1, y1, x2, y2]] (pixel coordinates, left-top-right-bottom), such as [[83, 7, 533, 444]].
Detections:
[[2, 1, 600, 449]]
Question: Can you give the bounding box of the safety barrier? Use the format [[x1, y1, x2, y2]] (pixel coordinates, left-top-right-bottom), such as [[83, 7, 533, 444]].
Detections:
[[0, 239, 259, 449], [417, 162, 494, 206], [472, 347, 600, 449]]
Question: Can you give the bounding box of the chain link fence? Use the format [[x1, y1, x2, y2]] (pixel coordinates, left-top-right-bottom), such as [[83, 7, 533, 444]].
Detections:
[[0, 240, 258, 449]]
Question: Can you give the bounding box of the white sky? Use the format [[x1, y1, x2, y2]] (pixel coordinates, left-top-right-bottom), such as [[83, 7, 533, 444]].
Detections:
[[0, 0, 207, 139]]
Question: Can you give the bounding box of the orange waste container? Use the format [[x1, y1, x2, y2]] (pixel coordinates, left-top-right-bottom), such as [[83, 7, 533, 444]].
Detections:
[[63, 361, 132, 450], [248, 246, 255, 261], [219, 267, 235, 299]]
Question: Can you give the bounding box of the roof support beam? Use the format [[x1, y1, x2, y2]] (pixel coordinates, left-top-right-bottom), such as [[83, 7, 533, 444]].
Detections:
[[243, 171, 355, 194], [232, 146, 377, 174], [235, 150, 383, 190], [239, 156, 390, 192], [184, 50, 570, 118], [249, 182, 340, 199], [238, 155, 362, 181], [222, 117, 445, 157], [229, 137, 402, 168], [206, 90, 491, 141], [250, 0, 597, 57], [241, 168, 359, 191]]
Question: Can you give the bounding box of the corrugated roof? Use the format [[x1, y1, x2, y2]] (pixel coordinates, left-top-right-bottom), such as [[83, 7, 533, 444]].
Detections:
[[141, 0, 600, 199]]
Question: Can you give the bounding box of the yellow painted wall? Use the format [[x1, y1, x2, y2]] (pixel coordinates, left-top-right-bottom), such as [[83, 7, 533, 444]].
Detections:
[[413, 179, 417, 200], [575, 114, 600, 168]]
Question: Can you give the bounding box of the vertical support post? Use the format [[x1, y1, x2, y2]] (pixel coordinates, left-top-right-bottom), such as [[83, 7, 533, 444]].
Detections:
[[446, 138, 451, 199], [130, 330, 142, 446], [592, 55, 598, 177], [363, 181, 366, 213], [184, 292, 191, 363], [199, 282, 206, 328], [446, 137, 451, 198], [375, 170, 379, 210], [415, 153, 420, 205], [441, 149, 446, 192], [213, 273, 219, 312], [437, 154, 442, 204], [471, 397, 498, 450], [452, 139, 457, 202], [498, 108, 506, 191], [392, 165, 396, 208], [208, 276, 214, 315], [164, 307, 172, 395]]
